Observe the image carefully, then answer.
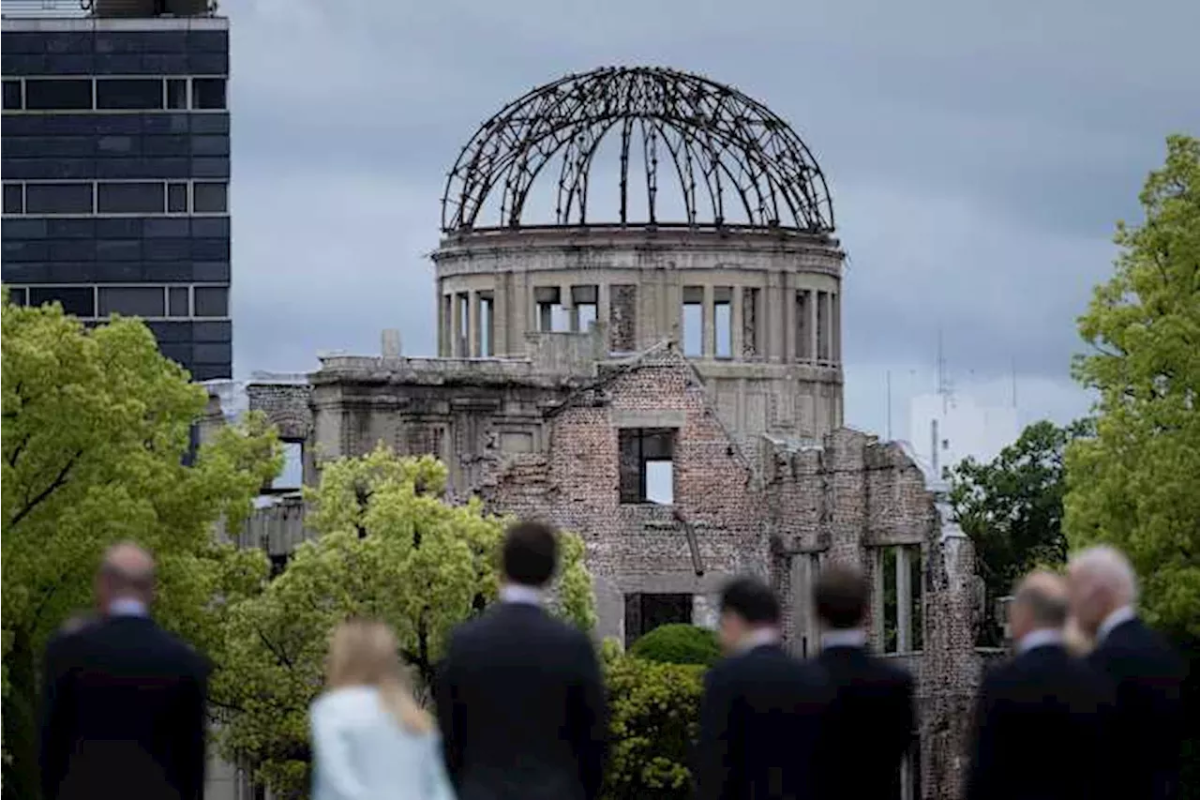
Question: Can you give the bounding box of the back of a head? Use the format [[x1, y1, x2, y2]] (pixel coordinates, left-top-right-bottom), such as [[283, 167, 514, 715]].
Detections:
[[1067, 545, 1137, 634], [814, 564, 868, 630], [721, 576, 780, 627], [1012, 571, 1070, 631], [97, 541, 156, 607], [502, 519, 557, 588], [326, 618, 431, 734]]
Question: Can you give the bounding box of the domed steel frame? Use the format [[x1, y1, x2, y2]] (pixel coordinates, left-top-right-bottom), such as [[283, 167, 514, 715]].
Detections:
[[441, 66, 835, 234]]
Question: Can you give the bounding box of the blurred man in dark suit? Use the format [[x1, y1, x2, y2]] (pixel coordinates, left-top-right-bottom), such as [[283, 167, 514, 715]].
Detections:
[[436, 520, 609, 800], [967, 571, 1117, 800], [1069, 546, 1186, 800], [694, 575, 831, 800], [813, 563, 914, 798], [40, 542, 211, 800]]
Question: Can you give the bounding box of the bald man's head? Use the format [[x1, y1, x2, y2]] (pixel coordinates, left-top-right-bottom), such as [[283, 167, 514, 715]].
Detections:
[[1009, 571, 1069, 644], [96, 542, 156, 610], [1068, 546, 1137, 636]]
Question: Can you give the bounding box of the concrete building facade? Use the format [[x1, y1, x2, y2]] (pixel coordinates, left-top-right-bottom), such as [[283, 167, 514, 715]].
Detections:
[[1, 0, 232, 380]]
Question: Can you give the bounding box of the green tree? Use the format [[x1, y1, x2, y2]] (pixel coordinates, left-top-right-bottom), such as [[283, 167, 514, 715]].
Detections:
[[1064, 134, 1200, 638], [949, 418, 1093, 636], [1, 298, 281, 797], [215, 445, 596, 797]]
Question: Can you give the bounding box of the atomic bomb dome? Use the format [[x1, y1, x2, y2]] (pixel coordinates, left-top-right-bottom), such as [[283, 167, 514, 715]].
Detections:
[[441, 66, 835, 233]]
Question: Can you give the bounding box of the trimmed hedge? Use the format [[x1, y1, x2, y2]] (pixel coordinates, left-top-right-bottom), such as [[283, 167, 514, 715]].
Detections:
[[629, 624, 721, 667], [601, 648, 704, 800]]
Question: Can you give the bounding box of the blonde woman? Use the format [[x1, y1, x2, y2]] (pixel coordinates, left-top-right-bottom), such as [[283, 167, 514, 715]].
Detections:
[[311, 618, 455, 800]]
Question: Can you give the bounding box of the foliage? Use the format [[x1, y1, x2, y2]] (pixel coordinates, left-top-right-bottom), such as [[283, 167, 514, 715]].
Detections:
[[215, 445, 595, 798], [629, 624, 721, 667], [1063, 134, 1200, 639], [0, 297, 281, 796], [601, 651, 705, 800], [949, 418, 1094, 634]]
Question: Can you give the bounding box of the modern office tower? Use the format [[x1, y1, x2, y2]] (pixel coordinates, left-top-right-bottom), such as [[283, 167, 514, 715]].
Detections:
[[2, 0, 231, 381]]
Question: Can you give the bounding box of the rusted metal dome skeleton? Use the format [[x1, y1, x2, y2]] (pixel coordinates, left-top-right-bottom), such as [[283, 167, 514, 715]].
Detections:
[[441, 66, 835, 234]]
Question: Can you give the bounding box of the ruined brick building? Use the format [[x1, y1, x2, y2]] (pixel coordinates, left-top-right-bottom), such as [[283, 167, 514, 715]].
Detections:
[[223, 67, 995, 799]]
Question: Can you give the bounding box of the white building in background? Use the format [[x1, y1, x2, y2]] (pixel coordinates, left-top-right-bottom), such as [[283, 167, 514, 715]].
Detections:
[[908, 392, 1020, 479]]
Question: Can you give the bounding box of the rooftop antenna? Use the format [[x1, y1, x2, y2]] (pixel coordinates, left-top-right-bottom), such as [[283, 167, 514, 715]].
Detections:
[[886, 370, 893, 440], [1010, 356, 1018, 408], [936, 328, 953, 414]]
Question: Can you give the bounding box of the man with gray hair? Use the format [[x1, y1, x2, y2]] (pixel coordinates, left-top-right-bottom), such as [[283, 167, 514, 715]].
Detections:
[[40, 542, 211, 800], [966, 571, 1117, 800], [1068, 545, 1185, 800]]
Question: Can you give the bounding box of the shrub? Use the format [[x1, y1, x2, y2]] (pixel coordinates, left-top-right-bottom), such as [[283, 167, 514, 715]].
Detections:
[[629, 624, 721, 667], [602, 652, 704, 800]]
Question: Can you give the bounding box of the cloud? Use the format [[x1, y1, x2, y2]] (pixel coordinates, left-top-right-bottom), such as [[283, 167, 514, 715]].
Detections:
[[225, 0, 1200, 443]]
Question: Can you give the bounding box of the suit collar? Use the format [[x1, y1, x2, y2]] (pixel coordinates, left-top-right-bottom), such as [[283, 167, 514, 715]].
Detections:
[[1016, 628, 1065, 655], [499, 583, 544, 607], [821, 628, 867, 650], [736, 627, 781, 653], [1096, 605, 1137, 644]]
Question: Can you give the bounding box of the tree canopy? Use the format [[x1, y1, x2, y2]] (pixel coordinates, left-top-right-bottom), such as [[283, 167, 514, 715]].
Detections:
[[0, 297, 281, 796], [950, 419, 1092, 601], [1064, 134, 1200, 639], [213, 445, 596, 796]]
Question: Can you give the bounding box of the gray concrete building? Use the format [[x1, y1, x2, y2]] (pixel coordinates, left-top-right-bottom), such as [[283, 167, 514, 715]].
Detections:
[[1, 0, 232, 380]]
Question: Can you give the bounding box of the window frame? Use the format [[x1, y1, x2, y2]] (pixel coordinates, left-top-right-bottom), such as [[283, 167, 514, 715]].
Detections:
[[0, 75, 228, 114], [618, 427, 677, 505], [1, 180, 229, 218], [4, 283, 230, 321]]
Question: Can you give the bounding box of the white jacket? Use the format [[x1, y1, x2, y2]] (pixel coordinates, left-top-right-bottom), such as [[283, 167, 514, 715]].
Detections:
[[310, 686, 456, 800]]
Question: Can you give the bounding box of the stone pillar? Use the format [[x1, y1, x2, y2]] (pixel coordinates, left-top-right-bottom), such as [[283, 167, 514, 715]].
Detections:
[[782, 273, 795, 363], [871, 546, 886, 651], [467, 290, 481, 357], [493, 274, 509, 356], [810, 291, 820, 364], [832, 291, 842, 363], [450, 293, 464, 357], [731, 285, 744, 361], [597, 283, 611, 354], [897, 545, 912, 652], [702, 284, 715, 358]]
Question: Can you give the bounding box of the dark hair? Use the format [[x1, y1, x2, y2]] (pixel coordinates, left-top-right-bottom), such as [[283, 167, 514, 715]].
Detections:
[[502, 520, 558, 587], [814, 564, 868, 629], [719, 576, 780, 626]]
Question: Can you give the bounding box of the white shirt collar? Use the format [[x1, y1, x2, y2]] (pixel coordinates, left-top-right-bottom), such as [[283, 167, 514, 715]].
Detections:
[[107, 598, 149, 618], [1097, 605, 1136, 644], [499, 584, 543, 606], [821, 628, 867, 649], [738, 627, 781, 652], [1016, 628, 1065, 654]]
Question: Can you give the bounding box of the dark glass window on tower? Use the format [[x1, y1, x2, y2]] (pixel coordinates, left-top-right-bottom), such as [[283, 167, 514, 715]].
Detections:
[[96, 79, 164, 110], [3, 80, 23, 111], [192, 78, 227, 110], [24, 79, 92, 111], [194, 286, 228, 317], [29, 286, 95, 317], [25, 183, 93, 214], [97, 182, 165, 214], [3, 184, 23, 214], [193, 182, 227, 213], [168, 286, 190, 317], [167, 182, 189, 213], [99, 286, 165, 317], [166, 78, 188, 110]]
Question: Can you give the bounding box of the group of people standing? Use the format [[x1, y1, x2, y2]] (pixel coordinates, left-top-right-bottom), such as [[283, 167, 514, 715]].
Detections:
[[38, 524, 1186, 800]]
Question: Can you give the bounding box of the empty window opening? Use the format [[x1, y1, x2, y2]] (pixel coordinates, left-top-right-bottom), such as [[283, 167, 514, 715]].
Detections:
[[682, 286, 704, 357], [817, 291, 831, 362], [271, 441, 304, 492], [618, 428, 675, 505], [742, 287, 760, 357], [535, 286, 568, 332], [796, 290, 813, 361], [877, 544, 924, 654], [479, 293, 495, 357], [714, 287, 732, 359], [268, 553, 290, 579], [572, 285, 598, 333], [624, 593, 693, 648]]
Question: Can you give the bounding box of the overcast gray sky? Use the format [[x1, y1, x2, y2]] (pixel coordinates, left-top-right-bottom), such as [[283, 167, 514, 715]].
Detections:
[[228, 0, 1199, 442]]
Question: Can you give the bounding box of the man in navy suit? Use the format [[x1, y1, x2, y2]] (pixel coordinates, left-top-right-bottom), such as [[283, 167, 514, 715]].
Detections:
[[693, 575, 831, 800], [1069, 546, 1187, 800], [813, 564, 914, 799], [967, 570, 1117, 800]]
